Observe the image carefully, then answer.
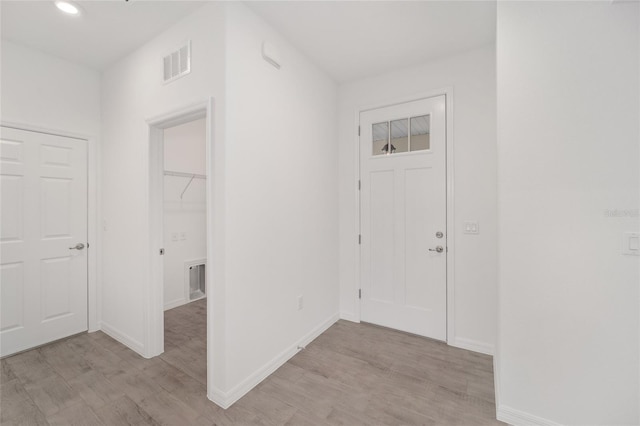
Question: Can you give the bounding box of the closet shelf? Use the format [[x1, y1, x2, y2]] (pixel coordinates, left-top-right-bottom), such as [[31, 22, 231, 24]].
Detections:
[[164, 170, 206, 199]]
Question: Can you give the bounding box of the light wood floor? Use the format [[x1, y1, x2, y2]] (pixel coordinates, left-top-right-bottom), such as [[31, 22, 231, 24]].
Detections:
[[1, 299, 503, 425]]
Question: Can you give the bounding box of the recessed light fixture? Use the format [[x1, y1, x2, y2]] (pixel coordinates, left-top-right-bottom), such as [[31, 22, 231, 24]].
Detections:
[[54, 0, 80, 15]]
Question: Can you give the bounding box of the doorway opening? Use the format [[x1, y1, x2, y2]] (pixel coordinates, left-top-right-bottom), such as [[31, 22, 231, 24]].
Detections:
[[147, 99, 214, 397], [160, 117, 208, 382]]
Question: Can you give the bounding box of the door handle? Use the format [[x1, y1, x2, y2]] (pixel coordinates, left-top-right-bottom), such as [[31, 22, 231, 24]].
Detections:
[[429, 246, 444, 253], [69, 243, 85, 250]]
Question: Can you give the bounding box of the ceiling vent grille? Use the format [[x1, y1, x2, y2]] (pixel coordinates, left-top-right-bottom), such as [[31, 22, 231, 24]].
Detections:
[[163, 41, 191, 84]]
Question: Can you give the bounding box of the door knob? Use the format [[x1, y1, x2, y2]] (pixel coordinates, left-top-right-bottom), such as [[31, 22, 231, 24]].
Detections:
[[429, 246, 444, 253], [69, 243, 85, 250]]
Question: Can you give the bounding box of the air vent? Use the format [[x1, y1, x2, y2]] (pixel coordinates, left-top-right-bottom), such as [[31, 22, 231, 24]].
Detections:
[[163, 41, 191, 84]]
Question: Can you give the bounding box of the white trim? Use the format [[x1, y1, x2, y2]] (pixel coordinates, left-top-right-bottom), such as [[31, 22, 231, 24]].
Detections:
[[208, 312, 340, 409], [146, 98, 220, 405], [100, 321, 146, 357], [497, 405, 563, 426], [353, 109, 362, 322], [0, 120, 101, 334], [493, 351, 502, 415], [450, 337, 494, 356], [146, 99, 211, 360], [339, 311, 360, 322], [164, 298, 188, 311], [354, 87, 456, 346]]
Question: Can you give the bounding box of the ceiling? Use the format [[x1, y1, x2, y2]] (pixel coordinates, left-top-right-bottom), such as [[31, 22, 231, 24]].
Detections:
[[1, 1, 496, 81], [0, 1, 206, 70], [247, 1, 496, 83]]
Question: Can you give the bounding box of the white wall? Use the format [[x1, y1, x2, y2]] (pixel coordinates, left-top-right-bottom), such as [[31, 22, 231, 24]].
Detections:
[[496, 2, 639, 424], [223, 2, 339, 402], [0, 40, 101, 136], [101, 0, 338, 407], [163, 118, 207, 310], [100, 2, 226, 392], [338, 45, 497, 354]]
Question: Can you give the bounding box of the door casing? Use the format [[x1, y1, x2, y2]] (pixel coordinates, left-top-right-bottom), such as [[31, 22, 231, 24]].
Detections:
[[146, 98, 219, 404], [354, 87, 456, 343]]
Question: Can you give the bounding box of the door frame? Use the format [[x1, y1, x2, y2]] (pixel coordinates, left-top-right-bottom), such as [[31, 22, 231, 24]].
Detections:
[[146, 99, 213, 358], [354, 87, 456, 343], [0, 120, 101, 334]]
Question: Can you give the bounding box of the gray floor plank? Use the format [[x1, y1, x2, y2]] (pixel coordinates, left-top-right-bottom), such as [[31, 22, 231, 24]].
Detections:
[[1, 298, 503, 425]]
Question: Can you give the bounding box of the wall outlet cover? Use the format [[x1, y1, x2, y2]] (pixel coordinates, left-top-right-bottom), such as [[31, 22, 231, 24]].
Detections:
[[463, 221, 479, 234]]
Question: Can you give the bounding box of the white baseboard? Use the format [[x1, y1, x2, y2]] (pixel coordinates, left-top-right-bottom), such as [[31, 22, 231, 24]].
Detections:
[[497, 405, 563, 426], [450, 336, 494, 356], [339, 311, 359, 322], [207, 385, 228, 409], [210, 312, 340, 409], [164, 298, 187, 311], [100, 321, 146, 357]]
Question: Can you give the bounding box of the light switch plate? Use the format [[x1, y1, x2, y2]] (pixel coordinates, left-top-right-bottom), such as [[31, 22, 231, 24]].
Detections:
[[622, 232, 639, 255], [463, 221, 479, 234], [171, 232, 178, 242]]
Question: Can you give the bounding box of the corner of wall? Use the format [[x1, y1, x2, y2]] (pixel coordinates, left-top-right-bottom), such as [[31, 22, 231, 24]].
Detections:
[[218, 312, 339, 409]]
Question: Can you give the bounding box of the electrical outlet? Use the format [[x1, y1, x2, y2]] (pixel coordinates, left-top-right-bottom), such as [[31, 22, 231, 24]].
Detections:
[[463, 221, 479, 234], [297, 295, 303, 311]]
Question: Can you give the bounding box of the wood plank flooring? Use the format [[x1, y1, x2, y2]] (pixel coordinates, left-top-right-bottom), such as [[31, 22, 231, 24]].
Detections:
[[1, 299, 503, 425]]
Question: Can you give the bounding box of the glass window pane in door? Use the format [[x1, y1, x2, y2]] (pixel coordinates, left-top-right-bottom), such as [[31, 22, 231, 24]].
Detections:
[[410, 115, 430, 151], [390, 119, 408, 154], [372, 122, 389, 156]]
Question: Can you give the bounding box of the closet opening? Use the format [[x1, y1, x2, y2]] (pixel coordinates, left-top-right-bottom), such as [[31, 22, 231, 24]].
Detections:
[[161, 117, 208, 385], [147, 100, 214, 397]]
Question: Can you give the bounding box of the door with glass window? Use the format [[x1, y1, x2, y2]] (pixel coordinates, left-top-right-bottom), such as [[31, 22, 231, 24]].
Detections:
[[359, 95, 447, 340]]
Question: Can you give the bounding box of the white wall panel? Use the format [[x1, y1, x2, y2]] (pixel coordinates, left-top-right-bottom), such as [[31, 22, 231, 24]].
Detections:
[[496, 2, 639, 424]]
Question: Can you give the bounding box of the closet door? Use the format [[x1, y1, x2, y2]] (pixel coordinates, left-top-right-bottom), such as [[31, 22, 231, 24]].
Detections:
[[1, 126, 88, 357]]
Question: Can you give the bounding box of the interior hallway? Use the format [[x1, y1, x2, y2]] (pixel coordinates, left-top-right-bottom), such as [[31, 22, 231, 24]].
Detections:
[[1, 299, 503, 425]]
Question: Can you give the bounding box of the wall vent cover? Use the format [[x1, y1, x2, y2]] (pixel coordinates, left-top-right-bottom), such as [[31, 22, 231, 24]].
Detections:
[[163, 41, 191, 83]]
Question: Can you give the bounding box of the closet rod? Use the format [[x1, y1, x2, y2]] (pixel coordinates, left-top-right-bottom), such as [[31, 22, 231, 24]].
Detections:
[[164, 170, 206, 179]]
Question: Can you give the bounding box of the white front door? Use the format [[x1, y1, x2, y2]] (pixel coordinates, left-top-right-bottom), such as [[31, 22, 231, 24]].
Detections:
[[360, 95, 447, 340], [1, 126, 88, 357]]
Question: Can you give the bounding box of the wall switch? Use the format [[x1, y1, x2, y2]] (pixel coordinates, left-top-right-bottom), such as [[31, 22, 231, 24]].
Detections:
[[180, 232, 186, 240], [463, 221, 479, 234], [622, 232, 639, 255], [171, 232, 178, 242], [297, 295, 303, 310]]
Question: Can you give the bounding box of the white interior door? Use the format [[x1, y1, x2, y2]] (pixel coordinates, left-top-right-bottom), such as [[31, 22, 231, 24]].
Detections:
[[1, 126, 88, 357], [360, 95, 447, 340]]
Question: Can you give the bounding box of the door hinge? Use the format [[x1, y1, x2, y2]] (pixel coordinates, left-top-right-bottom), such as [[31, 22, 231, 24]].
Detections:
[[358, 234, 361, 245], [159, 248, 165, 255], [358, 125, 361, 136], [358, 289, 362, 299]]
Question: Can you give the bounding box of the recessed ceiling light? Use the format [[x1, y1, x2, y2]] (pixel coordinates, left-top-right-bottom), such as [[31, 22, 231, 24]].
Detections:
[[54, 1, 80, 15]]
